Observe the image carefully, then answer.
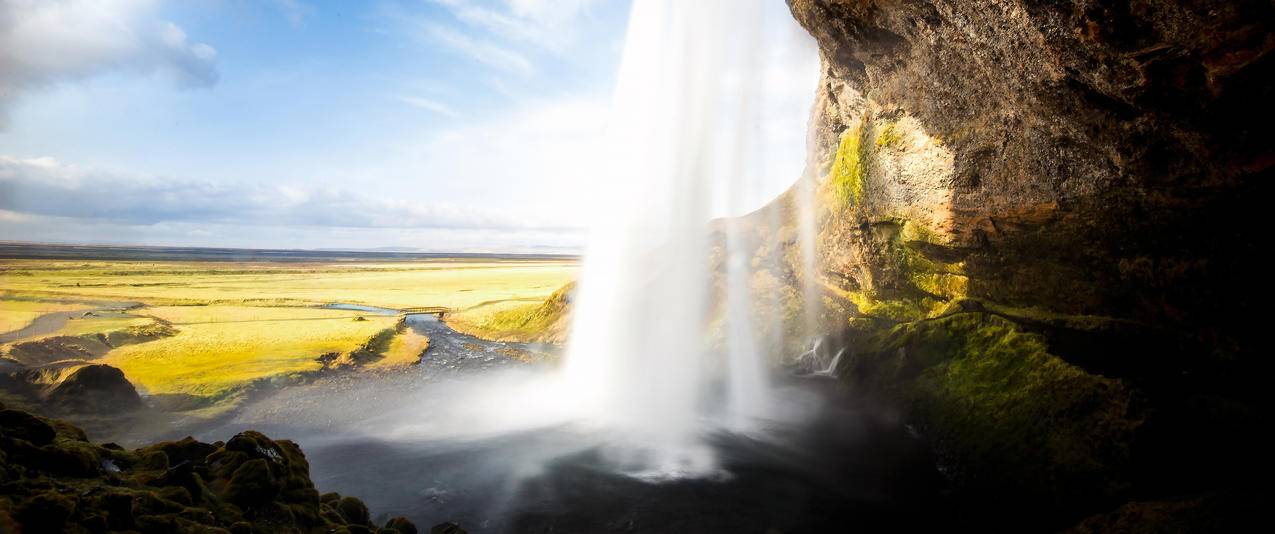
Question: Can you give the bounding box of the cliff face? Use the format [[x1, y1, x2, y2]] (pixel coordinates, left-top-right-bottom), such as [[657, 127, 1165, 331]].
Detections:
[[765, 0, 1272, 527], [789, 0, 1270, 342]]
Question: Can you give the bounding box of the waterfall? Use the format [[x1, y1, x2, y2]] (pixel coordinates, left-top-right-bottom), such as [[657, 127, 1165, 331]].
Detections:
[[561, 0, 818, 478]]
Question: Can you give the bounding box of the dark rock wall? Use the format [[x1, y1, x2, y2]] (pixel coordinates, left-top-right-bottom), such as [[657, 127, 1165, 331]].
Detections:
[[772, 0, 1272, 527], [789, 0, 1271, 345]]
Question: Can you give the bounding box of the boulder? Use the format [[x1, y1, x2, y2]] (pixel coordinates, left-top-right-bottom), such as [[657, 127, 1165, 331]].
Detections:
[[0, 408, 56, 445], [385, 516, 420, 534], [43, 363, 143, 414], [0, 406, 411, 533]]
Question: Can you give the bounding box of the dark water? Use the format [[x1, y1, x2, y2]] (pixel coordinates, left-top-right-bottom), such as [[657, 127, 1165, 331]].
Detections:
[[138, 312, 948, 533]]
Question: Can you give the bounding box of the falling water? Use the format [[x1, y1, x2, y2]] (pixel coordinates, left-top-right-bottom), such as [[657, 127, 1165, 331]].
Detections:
[[562, 0, 819, 477]]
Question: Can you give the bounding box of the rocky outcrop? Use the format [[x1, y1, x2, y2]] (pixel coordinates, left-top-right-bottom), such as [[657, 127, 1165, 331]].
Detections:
[[43, 364, 143, 414], [0, 403, 426, 533], [764, 0, 1272, 528]]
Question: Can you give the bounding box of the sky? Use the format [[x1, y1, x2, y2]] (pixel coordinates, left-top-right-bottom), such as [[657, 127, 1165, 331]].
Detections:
[[0, 0, 817, 253]]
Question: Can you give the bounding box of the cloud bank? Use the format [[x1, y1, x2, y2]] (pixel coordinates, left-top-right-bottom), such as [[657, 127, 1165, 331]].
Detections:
[[0, 0, 218, 125], [0, 155, 582, 233]]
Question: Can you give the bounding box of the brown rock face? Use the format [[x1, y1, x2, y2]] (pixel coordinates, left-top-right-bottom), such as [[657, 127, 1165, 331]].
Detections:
[[760, 0, 1272, 527], [787, 0, 1270, 345]]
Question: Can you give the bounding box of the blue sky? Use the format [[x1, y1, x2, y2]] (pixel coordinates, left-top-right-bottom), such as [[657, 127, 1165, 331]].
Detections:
[[0, 0, 816, 253]]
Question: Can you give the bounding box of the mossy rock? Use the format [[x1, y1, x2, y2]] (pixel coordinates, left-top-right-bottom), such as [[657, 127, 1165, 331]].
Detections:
[[837, 312, 1143, 507], [0, 406, 405, 533], [0, 408, 56, 445], [336, 495, 372, 526], [384, 516, 419, 534], [14, 492, 76, 531]]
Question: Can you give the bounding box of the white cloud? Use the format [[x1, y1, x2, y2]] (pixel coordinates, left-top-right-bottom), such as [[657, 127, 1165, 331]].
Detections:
[[429, 0, 595, 53], [0, 0, 218, 125], [408, 94, 609, 218], [0, 155, 581, 232], [426, 22, 533, 75], [398, 95, 460, 117]]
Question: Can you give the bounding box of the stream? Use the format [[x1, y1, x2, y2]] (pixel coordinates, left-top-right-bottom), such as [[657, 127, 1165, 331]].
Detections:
[[121, 307, 949, 532]]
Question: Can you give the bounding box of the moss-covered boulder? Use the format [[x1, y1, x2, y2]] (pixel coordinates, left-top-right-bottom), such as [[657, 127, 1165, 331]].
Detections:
[[832, 311, 1144, 514], [0, 407, 421, 533]]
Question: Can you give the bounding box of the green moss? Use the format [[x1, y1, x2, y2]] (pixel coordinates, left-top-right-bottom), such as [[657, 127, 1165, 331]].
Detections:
[[844, 289, 946, 323], [911, 271, 969, 299], [845, 313, 1142, 500], [828, 124, 870, 208], [875, 122, 905, 148]]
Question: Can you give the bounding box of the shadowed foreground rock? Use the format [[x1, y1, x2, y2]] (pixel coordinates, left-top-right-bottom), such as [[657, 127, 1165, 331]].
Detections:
[[0, 403, 436, 534]]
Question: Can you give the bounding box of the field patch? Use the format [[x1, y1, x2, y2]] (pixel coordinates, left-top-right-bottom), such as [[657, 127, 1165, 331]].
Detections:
[[0, 259, 576, 310], [103, 305, 396, 398]]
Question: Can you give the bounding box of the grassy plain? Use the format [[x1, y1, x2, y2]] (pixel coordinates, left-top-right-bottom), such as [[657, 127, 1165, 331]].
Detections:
[[1, 256, 576, 408], [0, 259, 575, 309], [103, 306, 397, 397]]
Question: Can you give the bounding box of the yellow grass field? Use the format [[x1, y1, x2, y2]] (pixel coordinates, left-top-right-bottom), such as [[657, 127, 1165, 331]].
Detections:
[[0, 259, 575, 310], [103, 305, 396, 397], [1, 257, 575, 406], [371, 329, 431, 369]]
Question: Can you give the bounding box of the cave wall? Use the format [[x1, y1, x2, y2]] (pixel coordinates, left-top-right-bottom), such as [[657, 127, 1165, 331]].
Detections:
[[789, 0, 1271, 344], [764, 0, 1273, 526]]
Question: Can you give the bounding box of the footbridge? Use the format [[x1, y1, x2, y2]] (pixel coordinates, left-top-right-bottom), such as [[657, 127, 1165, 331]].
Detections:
[[399, 306, 450, 318]]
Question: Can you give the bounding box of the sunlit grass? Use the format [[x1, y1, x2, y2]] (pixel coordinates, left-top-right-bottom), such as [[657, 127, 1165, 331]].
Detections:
[[370, 329, 430, 369], [0, 259, 577, 310], [446, 281, 572, 342], [103, 305, 396, 398], [3, 258, 576, 403]]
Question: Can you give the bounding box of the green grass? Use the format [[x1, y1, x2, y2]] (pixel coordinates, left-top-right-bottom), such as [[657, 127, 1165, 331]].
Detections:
[[3, 258, 577, 404], [0, 258, 577, 310], [102, 305, 396, 398], [446, 282, 573, 342]]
